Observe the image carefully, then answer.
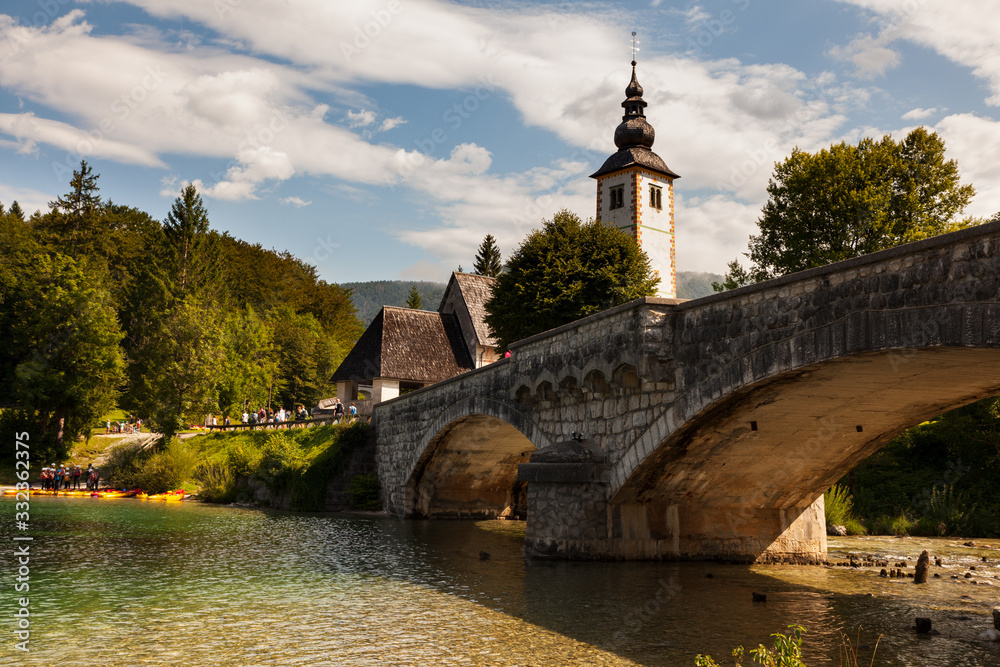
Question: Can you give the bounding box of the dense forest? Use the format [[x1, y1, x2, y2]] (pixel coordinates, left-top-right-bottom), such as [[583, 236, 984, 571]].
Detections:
[[0, 161, 362, 461]]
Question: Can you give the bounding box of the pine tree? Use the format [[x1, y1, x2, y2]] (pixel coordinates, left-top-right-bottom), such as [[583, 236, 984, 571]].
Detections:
[[47, 160, 103, 258], [8, 201, 24, 221], [473, 234, 503, 278], [406, 285, 422, 309], [162, 183, 219, 300]]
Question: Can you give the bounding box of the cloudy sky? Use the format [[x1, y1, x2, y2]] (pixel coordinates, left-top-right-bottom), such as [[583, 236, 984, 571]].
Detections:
[[1, 0, 999, 283]]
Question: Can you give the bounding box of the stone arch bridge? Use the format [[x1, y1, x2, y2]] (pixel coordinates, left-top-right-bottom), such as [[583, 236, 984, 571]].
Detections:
[[373, 222, 1000, 562]]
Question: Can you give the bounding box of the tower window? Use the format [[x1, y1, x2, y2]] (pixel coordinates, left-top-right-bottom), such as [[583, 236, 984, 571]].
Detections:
[[650, 185, 662, 210], [609, 185, 625, 210]]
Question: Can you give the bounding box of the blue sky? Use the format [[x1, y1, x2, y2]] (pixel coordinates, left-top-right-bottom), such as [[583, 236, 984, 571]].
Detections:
[[1, 0, 999, 284]]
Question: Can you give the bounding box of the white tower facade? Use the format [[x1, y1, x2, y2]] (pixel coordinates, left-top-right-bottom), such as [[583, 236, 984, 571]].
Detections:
[[591, 61, 679, 298]]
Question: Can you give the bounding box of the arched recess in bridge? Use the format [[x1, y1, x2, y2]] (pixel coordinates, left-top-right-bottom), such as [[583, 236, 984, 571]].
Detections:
[[405, 414, 539, 519], [609, 347, 1000, 559]]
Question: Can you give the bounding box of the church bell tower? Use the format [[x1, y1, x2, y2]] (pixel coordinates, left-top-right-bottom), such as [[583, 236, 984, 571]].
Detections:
[[591, 56, 679, 298]]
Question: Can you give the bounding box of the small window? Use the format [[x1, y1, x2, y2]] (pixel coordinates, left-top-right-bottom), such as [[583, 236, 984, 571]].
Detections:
[[609, 185, 625, 210], [650, 184, 662, 210]]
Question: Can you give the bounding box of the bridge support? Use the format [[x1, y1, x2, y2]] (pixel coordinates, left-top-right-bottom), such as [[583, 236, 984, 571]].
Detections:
[[518, 440, 827, 562]]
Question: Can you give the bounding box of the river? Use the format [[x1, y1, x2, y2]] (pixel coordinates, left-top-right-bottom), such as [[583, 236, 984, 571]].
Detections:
[[1, 497, 998, 666]]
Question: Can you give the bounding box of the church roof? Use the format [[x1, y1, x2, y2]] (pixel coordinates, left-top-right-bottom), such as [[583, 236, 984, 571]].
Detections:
[[591, 146, 680, 180], [439, 272, 498, 348], [330, 306, 474, 384]]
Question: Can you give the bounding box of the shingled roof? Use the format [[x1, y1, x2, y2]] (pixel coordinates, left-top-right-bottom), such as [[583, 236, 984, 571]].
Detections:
[[439, 272, 498, 348], [331, 306, 474, 384]]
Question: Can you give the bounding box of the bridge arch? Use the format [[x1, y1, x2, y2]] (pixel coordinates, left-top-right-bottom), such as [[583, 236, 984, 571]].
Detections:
[[402, 397, 551, 518], [605, 345, 1000, 559]]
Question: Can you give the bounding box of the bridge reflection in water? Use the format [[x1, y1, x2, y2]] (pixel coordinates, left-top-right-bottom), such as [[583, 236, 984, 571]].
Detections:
[[375, 221, 1000, 563], [11, 498, 998, 666]]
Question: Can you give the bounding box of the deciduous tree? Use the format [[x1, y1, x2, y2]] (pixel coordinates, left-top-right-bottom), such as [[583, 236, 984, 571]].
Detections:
[[715, 128, 975, 290], [484, 210, 657, 350]]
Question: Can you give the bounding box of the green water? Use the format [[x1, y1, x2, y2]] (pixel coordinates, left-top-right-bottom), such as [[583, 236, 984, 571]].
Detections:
[[1, 498, 998, 666]]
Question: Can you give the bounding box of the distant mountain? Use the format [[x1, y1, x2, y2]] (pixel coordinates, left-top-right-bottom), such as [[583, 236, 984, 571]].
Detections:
[[342, 272, 722, 325], [341, 280, 447, 325], [677, 271, 724, 300]]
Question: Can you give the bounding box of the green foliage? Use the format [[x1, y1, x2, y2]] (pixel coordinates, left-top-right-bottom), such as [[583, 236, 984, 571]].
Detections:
[[254, 432, 305, 491], [189, 423, 372, 510], [717, 128, 974, 289], [473, 233, 503, 278], [911, 485, 970, 537], [406, 285, 422, 309], [824, 484, 855, 527], [195, 462, 236, 503], [347, 473, 382, 510], [217, 305, 277, 417], [6, 253, 124, 445], [848, 396, 1000, 537], [103, 438, 197, 494], [44, 160, 104, 259], [695, 625, 807, 667], [484, 209, 658, 350]]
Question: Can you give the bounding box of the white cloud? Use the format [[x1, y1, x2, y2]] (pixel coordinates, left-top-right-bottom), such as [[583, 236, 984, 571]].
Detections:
[[379, 116, 406, 132], [932, 113, 1000, 218], [836, 0, 1000, 104], [0, 3, 871, 272], [0, 183, 52, 217], [828, 33, 901, 78], [281, 196, 312, 207], [346, 109, 376, 127], [902, 107, 938, 120]]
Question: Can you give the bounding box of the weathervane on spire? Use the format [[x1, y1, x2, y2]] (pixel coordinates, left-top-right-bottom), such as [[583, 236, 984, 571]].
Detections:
[[631, 31, 639, 65]]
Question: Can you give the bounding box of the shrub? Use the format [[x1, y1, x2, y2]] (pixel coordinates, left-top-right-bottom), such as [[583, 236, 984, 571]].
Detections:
[[868, 513, 915, 536], [844, 518, 868, 536], [695, 625, 807, 666], [195, 463, 237, 502], [911, 484, 968, 536], [103, 437, 197, 493], [824, 484, 855, 527], [254, 432, 305, 492]]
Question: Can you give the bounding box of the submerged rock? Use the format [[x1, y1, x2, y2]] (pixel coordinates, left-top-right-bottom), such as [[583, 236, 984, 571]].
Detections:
[[914, 617, 933, 634], [979, 628, 1000, 642]]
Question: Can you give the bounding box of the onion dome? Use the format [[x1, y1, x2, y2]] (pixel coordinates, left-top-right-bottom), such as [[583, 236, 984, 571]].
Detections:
[[591, 61, 679, 180]]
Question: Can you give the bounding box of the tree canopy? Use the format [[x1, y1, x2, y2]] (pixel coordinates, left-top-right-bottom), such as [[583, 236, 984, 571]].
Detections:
[[0, 164, 363, 454], [715, 127, 975, 290], [484, 210, 658, 350]]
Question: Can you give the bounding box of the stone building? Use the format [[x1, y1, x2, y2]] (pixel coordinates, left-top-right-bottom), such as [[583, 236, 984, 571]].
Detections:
[[591, 60, 680, 298], [331, 272, 499, 403]]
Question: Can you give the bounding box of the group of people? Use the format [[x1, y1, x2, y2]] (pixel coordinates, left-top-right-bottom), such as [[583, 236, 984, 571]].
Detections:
[[236, 405, 312, 429], [106, 416, 142, 435], [39, 463, 101, 491]]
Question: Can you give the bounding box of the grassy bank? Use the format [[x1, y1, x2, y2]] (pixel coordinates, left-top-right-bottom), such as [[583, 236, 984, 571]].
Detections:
[[95, 423, 378, 510]]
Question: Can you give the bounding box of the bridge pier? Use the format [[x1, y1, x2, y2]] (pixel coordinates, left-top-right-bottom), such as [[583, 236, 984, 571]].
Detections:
[[518, 440, 826, 562]]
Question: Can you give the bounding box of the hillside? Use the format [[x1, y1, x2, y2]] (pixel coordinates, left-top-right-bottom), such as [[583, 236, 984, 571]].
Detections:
[[676, 271, 723, 300], [341, 281, 447, 324], [342, 272, 723, 325]]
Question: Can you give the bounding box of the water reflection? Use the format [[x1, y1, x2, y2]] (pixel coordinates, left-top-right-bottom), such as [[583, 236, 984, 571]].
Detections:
[[1, 498, 998, 666]]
